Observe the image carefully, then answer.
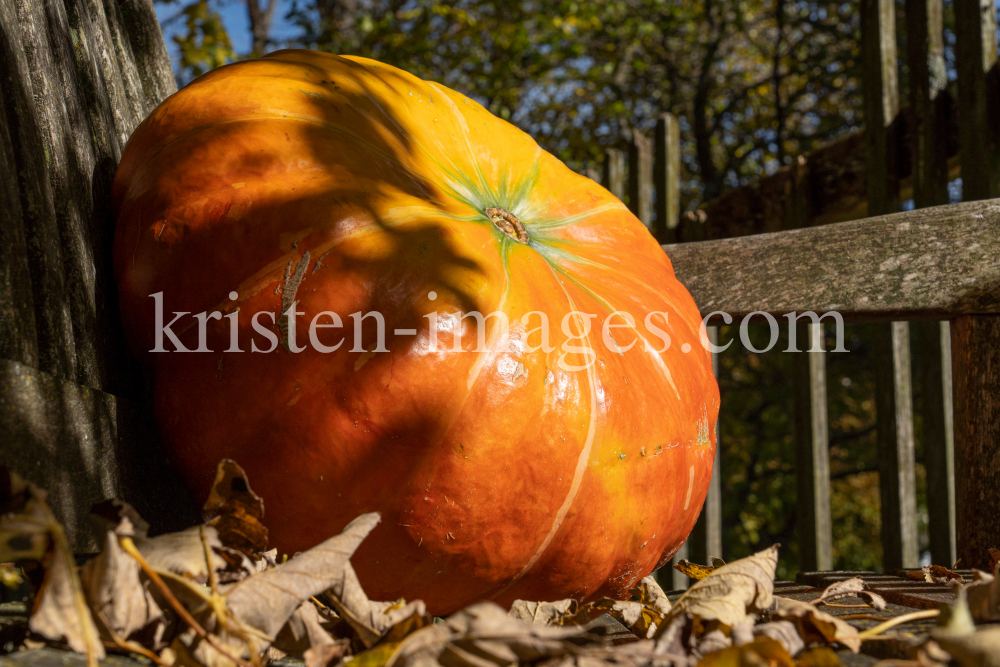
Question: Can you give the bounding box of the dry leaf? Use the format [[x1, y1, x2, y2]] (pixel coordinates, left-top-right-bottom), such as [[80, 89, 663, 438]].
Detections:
[[387, 602, 587, 667], [592, 598, 662, 639], [80, 516, 164, 641], [794, 647, 841, 667], [509, 599, 586, 626], [988, 549, 999, 576], [135, 524, 229, 584], [674, 560, 720, 582], [813, 578, 863, 606], [930, 627, 1000, 667], [272, 601, 338, 657], [924, 565, 964, 585], [964, 569, 1000, 623], [857, 592, 886, 611], [225, 512, 381, 642], [2, 487, 106, 666], [770, 597, 860, 653], [203, 460, 268, 557], [630, 576, 672, 616], [695, 636, 794, 667], [695, 629, 731, 657], [666, 545, 779, 629], [305, 639, 351, 667], [752, 621, 804, 657]]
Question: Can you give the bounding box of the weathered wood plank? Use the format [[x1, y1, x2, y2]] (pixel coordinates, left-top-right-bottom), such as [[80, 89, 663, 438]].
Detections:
[[653, 113, 680, 244], [0, 358, 198, 551], [0, 0, 185, 549], [628, 131, 652, 230], [916, 321, 956, 566], [874, 322, 919, 570], [952, 0, 1000, 573], [907, 0, 955, 570], [952, 315, 1000, 571], [954, 0, 999, 201], [663, 198, 1000, 322], [687, 327, 723, 566], [602, 148, 625, 202], [794, 323, 832, 571]]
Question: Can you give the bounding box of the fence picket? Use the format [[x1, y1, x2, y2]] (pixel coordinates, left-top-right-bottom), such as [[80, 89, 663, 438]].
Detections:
[[906, 0, 956, 568], [628, 132, 653, 229], [654, 114, 681, 243], [862, 0, 919, 570], [602, 148, 625, 202], [951, 0, 1000, 571]]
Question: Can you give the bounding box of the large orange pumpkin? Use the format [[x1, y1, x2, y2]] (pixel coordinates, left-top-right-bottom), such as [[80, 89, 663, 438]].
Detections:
[[112, 50, 719, 614]]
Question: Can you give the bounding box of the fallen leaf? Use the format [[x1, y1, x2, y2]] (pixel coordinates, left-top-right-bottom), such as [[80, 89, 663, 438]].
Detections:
[[509, 599, 586, 626], [225, 512, 381, 642], [695, 629, 731, 656], [630, 576, 672, 616], [857, 592, 886, 611], [666, 545, 779, 629], [202, 460, 268, 557], [813, 578, 863, 606], [134, 524, 230, 585], [695, 637, 794, 667], [674, 560, 721, 581], [752, 621, 804, 657], [964, 569, 1000, 623], [80, 516, 164, 642], [592, 598, 662, 639], [930, 627, 1000, 667], [710, 558, 727, 568], [771, 597, 860, 653], [1, 485, 106, 666], [988, 548, 999, 577], [793, 647, 841, 667], [924, 565, 964, 585], [272, 601, 338, 658]]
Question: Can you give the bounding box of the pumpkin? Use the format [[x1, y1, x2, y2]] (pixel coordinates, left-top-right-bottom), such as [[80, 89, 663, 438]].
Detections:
[[112, 50, 719, 614]]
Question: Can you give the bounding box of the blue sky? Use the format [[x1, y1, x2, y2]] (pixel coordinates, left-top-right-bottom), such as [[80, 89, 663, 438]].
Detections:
[[155, 0, 304, 69]]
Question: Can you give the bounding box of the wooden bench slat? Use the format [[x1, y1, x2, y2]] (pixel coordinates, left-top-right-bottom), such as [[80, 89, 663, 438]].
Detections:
[[663, 198, 1000, 322]]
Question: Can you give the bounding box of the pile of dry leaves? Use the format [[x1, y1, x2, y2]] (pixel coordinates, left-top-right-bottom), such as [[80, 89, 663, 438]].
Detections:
[[1, 461, 998, 667]]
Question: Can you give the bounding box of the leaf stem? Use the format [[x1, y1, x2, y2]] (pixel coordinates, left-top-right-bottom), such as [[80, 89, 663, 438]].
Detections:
[[119, 536, 253, 667], [856, 610, 940, 639]]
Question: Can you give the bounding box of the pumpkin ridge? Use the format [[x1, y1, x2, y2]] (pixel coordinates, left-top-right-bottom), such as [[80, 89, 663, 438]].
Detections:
[[490, 263, 601, 599]]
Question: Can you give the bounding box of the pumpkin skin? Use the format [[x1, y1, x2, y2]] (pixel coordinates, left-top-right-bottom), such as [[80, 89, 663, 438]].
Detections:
[[112, 50, 719, 614]]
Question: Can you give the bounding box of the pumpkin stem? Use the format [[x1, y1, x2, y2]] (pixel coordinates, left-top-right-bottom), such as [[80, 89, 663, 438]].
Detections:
[[485, 207, 529, 244]]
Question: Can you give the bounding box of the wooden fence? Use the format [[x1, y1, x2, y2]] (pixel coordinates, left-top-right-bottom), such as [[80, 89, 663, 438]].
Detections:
[[601, 0, 1000, 584]]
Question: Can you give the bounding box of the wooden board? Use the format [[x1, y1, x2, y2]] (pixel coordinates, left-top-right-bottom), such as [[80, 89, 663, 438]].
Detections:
[[664, 198, 1000, 323]]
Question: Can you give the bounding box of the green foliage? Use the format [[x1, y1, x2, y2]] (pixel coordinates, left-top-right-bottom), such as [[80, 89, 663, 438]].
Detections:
[[166, 0, 236, 79]]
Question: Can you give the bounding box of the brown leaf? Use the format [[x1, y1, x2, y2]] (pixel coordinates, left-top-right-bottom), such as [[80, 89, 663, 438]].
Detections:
[[225, 512, 381, 641], [770, 597, 860, 653], [509, 599, 586, 626], [988, 548, 999, 577], [203, 460, 268, 557], [388, 602, 587, 667], [794, 647, 842, 667], [924, 565, 964, 585], [272, 601, 338, 658], [964, 569, 1000, 623], [630, 576, 672, 616], [930, 626, 1000, 667], [134, 525, 230, 585], [80, 516, 164, 641], [906, 571, 927, 582], [752, 621, 804, 657], [857, 591, 886, 611], [674, 560, 721, 582], [812, 577, 863, 606], [695, 637, 795, 667], [8, 491, 106, 666], [305, 639, 351, 667], [666, 545, 779, 629], [592, 598, 663, 639]]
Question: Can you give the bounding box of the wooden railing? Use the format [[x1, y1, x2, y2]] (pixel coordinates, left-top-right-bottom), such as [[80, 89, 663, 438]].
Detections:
[[597, 0, 1000, 583]]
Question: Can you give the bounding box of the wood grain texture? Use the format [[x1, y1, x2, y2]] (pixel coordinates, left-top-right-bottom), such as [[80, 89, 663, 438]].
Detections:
[[628, 131, 652, 229], [952, 314, 1000, 571], [663, 198, 1000, 322], [653, 113, 680, 244], [601, 148, 625, 201], [0, 0, 190, 548]]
